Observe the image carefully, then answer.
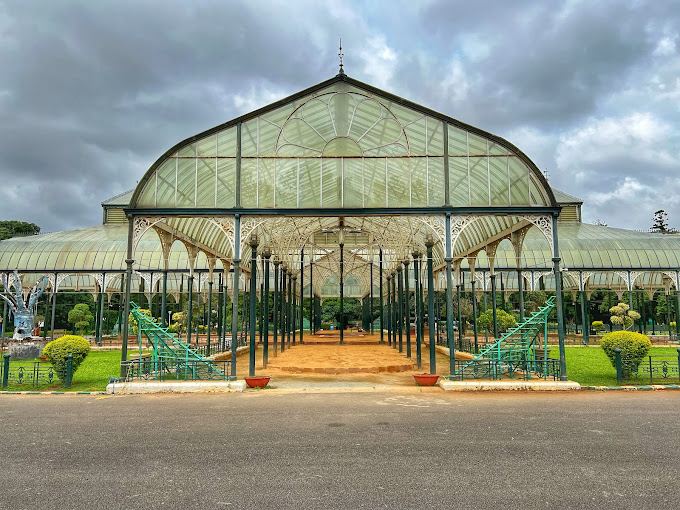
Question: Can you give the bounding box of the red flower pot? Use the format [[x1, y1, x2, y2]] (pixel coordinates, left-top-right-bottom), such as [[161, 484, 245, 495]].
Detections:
[[244, 376, 271, 388], [413, 374, 440, 386]]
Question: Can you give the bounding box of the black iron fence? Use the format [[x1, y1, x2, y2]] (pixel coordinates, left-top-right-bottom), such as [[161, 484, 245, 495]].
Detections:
[[615, 348, 680, 385], [1, 354, 72, 388], [448, 357, 561, 381], [121, 358, 231, 382]]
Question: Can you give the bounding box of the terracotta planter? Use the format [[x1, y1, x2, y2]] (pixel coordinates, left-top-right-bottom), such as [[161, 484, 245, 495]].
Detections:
[[244, 376, 271, 388], [413, 373, 440, 386]]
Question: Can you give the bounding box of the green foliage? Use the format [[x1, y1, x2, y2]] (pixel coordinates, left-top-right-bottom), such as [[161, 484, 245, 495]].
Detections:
[[524, 291, 547, 313], [600, 331, 651, 370], [0, 220, 40, 240], [43, 335, 91, 381], [128, 308, 154, 334], [320, 298, 361, 326], [476, 309, 517, 333], [608, 302, 640, 330], [68, 303, 94, 334], [591, 320, 604, 333]]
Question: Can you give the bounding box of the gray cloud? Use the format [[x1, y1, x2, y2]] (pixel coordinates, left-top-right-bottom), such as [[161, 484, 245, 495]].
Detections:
[[0, 0, 678, 232]]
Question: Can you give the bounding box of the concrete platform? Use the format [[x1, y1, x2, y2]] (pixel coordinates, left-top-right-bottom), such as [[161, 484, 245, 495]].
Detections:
[[106, 380, 246, 394], [439, 379, 581, 391]]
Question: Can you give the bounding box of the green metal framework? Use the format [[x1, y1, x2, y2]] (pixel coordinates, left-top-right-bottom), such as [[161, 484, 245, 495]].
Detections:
[[452, 296, 557, 380], [127, 301, 226, 381]]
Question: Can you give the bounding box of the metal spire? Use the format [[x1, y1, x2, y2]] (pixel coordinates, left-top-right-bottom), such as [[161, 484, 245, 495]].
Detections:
[[338, 38, 345, 76]]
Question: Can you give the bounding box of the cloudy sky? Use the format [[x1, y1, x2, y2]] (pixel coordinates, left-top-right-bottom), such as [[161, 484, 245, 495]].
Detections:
[[1, 0, 678, 232]]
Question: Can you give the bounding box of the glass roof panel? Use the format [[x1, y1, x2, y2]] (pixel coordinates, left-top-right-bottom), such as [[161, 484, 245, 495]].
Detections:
[[428, 157, 445, 207], [468, 156, 489, 206]]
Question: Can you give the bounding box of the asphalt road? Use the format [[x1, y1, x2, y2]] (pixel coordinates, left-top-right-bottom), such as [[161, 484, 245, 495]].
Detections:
[[0, 391, 678, 509]]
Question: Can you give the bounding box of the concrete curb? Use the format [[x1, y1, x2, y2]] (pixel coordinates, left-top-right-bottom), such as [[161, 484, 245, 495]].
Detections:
[[439, 380, 581, 391], [0, 391, 108, 395], [105, 380, 246, 394], [582, 384, 680, 391]]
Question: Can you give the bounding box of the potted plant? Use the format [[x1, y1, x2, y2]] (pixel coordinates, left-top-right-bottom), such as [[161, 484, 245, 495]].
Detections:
[[413, 373, 440, 386], [244, 375, 271, 388]]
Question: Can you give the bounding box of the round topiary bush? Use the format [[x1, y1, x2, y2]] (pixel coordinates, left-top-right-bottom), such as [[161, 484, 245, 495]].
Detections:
[[600, 331, 651, 372], [43, 335, 91, 381], [591, 320, 604, 333]]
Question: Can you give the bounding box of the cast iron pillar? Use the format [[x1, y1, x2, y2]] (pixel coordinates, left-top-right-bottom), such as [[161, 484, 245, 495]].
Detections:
[[379, 249, 384, 344], [386, 274, 392, 346], [412, 251, 422, 369], [404, 259, 411, 358], [248, 235, 258, 377], [339, 242, 344, 345], [262, 248, 271, 367], [396, 264, 404, 353], [490, 273, 498, 339], [426, 236, 436, 374]]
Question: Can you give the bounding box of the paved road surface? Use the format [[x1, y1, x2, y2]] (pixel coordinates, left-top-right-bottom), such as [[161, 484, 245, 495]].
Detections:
[[1, 391, 678, 509]]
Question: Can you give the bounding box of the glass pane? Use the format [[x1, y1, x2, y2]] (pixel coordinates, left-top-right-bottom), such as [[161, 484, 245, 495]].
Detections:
[[178, 143, 195, 158], [529, 172, 549, 206], [448, 125, 468, 155], [427, 117, 444, 156], [241, 119, 258, 157], [321, 158, 341, 208], [349, 98, 383, 141], [197, 135, 216, 157], [468, 156, 489, 206], [216, 158, 236, 208], [428, 157, 445, 207], [468, 133, 487, 156], [508, 157, 530, 205], [411, 158, 427, 207], [217, 127, 237, 156], [299, 159, 321, 208], [240, 159, 257, 207], [387, 158, 410, 207], [176, 159, 196, 207], [258, 158, 275, 208], [136, 178, 156, 208], [258, 118, 280, 156], [404, 117, 426, 156], [363, 158, 386, 208], [196, 158, 216, 207], [343, 158, 363, 208], [275, 159, 297, 208], [329, 93, 356, 137], [156, 159, 177, 207], [449, 156, 469, 206], [489, 156, 509, 206]]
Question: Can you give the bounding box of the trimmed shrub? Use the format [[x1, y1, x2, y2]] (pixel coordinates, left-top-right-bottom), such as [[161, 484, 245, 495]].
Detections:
[[477, 309, 517, 333], [600, 331, 651, 371], [43, 335, 91, 381], [591, 320, 604, 333]]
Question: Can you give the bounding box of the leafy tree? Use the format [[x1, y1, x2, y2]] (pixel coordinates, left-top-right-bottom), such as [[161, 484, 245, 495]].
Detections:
[[68, 303, 94, 335], [609, 302, 640, 331], [0, 220, 40, 240], [476, 309, 517, 333], [128, 308, 155, 334], [651, 209, 669, 233], [524, 290, 547, 313]]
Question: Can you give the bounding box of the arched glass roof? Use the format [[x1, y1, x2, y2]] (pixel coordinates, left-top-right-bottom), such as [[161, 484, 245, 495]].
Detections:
[[131, 75, 555, 211]]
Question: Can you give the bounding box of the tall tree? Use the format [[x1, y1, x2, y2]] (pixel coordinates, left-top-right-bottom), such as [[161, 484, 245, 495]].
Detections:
[[651, 210, 669, 233], [0, 221, 40, 240]]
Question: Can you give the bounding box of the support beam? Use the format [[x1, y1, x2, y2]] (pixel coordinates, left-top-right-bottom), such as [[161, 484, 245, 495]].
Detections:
[[379, 249, 384, 344], [339, 242, 344, 345], [426, 237, 436, 374], [412, 251, 422, 369], [397, 264, 404, 353], [121, 219, 134, 379], [187, 275, 194, 347], [273, 259, 280, 356], [161, 270, 168, 328], [552, 215, 567, 381], [404, 259, 412, 359], [248, 235, 258, 377], [299, 249, 304, 344], [263, 249, 271, 367], [490, 274, 498, 339], [517, 269, 524, 322], [386, 274, 392, 346], [207, 280, 213, 355], [309, 257, 314, 334]]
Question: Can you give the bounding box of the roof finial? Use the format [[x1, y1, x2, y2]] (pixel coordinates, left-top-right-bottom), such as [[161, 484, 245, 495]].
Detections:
[[338, 38, 345, 76]]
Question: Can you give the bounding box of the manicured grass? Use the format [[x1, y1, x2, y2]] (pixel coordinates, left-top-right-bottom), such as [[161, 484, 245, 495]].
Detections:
[[562, 346, 679, 386], [1, 351, 124, 392]]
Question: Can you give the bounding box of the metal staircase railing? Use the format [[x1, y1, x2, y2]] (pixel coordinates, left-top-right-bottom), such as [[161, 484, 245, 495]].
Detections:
[[451, 296, 556, 380], [127, 302, 227, 381]]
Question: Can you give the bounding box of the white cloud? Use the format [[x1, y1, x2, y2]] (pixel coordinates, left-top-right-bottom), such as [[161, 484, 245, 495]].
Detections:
[[653, 36, 677, 57], [556, 112, 678, 170], [358, 35, 397, 89]]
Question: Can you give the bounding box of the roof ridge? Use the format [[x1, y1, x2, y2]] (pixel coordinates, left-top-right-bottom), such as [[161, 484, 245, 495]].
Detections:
[[101, 188, 135, 206]]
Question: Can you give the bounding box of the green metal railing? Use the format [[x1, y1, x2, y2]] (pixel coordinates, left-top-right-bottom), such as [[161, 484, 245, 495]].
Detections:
[[450, 297, 557, 380], [127, 302, 226, 381]]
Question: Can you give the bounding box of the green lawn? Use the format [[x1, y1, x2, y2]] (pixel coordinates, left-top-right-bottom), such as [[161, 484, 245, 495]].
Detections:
[[562, 346, 680, 386], [1, 351, 123, 392]]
